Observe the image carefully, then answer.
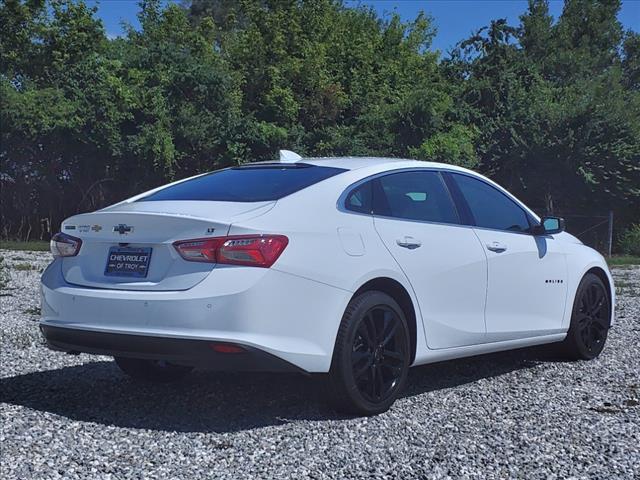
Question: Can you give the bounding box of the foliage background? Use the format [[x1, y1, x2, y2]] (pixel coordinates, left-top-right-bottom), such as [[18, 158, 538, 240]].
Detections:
[[1, 0, 638, 248]]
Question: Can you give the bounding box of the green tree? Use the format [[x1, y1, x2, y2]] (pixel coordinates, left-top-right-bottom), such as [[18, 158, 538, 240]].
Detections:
[[0, 0, 241, 237], [1, 0, 127, 237], [121, 0, 243, 181], [186, 0, 468, 161], [447, 0, 640, 223], [1, 0, 638, 242]]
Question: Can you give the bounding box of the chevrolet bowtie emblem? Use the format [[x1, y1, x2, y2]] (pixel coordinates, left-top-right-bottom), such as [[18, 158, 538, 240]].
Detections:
[[113, 224, 133, 235]]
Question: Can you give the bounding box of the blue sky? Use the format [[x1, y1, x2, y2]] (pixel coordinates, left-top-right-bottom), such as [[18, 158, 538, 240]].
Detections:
[[90, 0, 639, 53]]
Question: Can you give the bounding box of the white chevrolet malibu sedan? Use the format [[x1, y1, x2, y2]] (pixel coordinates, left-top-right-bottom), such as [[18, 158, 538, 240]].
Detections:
[[40, 152, 615, 415]]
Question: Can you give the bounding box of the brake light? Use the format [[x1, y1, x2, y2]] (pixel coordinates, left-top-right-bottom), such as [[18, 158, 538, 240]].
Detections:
[[210, 343, 246, 354], [173, 235, 288, 268], [50, 232, 82, 257]]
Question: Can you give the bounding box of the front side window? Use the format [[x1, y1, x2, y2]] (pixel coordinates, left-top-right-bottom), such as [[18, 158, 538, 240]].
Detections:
[[452, 173, 531, 232], [139, 164, 346, 203], [373, 171, 459, 224]]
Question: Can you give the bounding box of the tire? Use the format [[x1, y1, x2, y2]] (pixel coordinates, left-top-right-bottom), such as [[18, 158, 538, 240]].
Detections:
[[560, 273, 611, 360], [114, 357, 193, 383], [327, 291, 411, 416]]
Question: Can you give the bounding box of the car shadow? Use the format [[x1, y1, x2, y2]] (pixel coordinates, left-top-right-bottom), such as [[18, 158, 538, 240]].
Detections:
[[1, 345, 566, 433]]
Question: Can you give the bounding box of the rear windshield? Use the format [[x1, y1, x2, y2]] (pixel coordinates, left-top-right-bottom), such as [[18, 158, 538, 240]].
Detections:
[[138, 164, 346, 202]]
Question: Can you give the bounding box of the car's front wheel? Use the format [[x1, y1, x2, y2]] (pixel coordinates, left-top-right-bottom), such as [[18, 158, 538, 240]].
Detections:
[[561, 273, 611, 360], [114, 357, 193, 383], [327, 291, 411, 416]]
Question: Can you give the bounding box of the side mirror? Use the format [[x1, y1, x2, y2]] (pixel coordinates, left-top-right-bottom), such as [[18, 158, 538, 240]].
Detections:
[[533, 216, 565, 235]]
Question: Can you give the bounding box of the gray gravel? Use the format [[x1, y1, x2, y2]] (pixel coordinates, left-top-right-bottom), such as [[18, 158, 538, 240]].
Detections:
[[1, 249, 639, 479]]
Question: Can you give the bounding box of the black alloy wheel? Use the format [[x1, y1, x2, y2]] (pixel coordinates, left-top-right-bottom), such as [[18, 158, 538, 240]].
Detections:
[[328, 291, 410, 415], [351, 305, 407, 403], [561, 273, 611, 360]]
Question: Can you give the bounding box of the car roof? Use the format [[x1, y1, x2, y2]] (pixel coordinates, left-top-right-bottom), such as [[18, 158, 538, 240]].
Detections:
[[255, 156, 473, 174], [292, 156, 540, 221], [302, 156, 415, 170]]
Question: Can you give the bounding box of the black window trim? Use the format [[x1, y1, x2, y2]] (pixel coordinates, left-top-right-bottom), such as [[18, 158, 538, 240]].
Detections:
[[338, 167, 540, 235]]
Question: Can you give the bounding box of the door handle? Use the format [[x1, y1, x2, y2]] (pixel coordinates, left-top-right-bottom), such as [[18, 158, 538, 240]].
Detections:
[[486, 241, 507, 253], [396, 236, 422, 249]]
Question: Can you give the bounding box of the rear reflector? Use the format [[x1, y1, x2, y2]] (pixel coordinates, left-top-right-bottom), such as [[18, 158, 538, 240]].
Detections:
[[210, 343, 246, 354], [173, 234, 288, 268], [50, 232, 82, 257]]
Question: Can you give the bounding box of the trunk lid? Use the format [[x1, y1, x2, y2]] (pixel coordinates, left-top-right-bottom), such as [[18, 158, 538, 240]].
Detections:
[[60, 200, 275, 291]]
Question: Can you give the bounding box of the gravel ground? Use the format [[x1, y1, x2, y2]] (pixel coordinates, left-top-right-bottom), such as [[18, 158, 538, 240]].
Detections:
[[1, 249, 638, 479]]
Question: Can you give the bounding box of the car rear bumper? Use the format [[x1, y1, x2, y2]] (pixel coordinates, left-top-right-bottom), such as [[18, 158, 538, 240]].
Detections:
[[40, 259, 351, 373], [40, 325, 305, 372]]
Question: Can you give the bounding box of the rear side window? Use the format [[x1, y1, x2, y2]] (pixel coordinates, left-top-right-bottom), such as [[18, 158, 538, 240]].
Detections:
[[374, 171, 459, 224], [344, 181, 373, 214], [138, 164, 346, 202], [452, 173, 531, 232]]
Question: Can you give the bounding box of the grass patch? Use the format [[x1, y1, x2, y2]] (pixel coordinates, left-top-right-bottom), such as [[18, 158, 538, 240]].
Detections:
[[0, 256, 8, 289], [23, 306, 41, 316], [14, 263, 38, 271], [615, 278, 640, 297], [607, 256, 640, 267], [0, 240, 50, 252]]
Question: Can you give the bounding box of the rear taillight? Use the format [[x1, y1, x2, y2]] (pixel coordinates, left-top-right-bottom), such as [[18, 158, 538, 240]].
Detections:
[[50, 232, 82, 257], [218, 235, 289, 267], [172, 238, 219, 262], [173, 235, 288, 268]]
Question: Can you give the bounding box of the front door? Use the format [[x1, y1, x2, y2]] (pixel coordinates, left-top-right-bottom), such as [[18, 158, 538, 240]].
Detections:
[[449, 173, 568, 341]]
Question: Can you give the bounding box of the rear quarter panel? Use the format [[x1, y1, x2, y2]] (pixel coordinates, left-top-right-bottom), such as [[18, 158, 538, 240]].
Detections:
[[226, 170, 405, 292], [226, 170, 429, 361]]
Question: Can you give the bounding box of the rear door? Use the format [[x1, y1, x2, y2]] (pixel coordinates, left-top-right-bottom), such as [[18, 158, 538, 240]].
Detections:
[[447, 172, 567, 341], [370, 170, 488, 349]]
